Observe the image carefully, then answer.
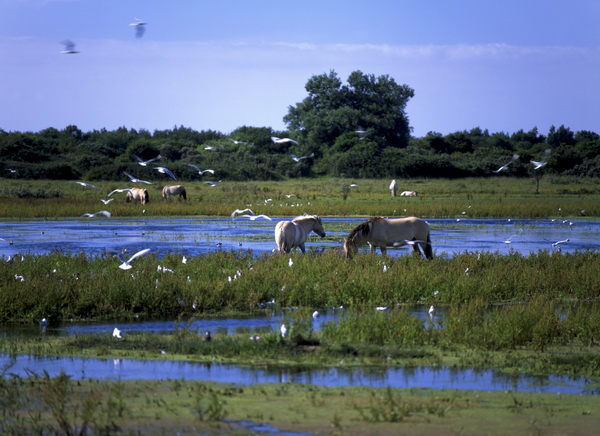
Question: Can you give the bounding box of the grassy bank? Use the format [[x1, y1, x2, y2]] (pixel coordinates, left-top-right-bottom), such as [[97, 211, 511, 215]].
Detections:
[[1, 176, 599, 218], [2, 372, 599, 435]]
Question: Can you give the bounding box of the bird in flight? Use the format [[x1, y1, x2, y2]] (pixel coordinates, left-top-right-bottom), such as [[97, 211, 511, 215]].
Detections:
[[291, 153, 314, 162], [129, 18, 147, 38], [81, 210, 111, 218], [123, 171, 152, 184], [238, 214, 272, 221], [60, 40, 79, 54], [108, 188, 134, 197], [272, 137, 299, 145], [71, 181, 98, 189], [227, 138, 248, 145], [154, 166, 177, 180], [134, 154, 160, 166], [531, 149, 551, 170], [203, 181, 220, 187], [231, 208, 254, 219], [187, 163, 214, 175], [492, 154, 520, 173], [100, 198, 114, 204], [110, 247, 152, 270]]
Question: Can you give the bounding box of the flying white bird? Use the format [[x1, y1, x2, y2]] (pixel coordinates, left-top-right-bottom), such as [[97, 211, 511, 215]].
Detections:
[[187, 163, 215, 175], [110, 248, 152, 270], [154, 166, 177, 180], [100, 198, 114, 204], [290, 153, 314, 162], [81, 210, 111, 218], [231, 208, 254, 219], [531, 160, 548, 170], [492, 154, 520, 173], [71, 181, 99, 189], [129, 18, 147, 38], [203, 181, 220, 187], [108, 188, 134, 197], [239, 214, 272, 221], [60, 40, 79, 54], [551, 238, 569, 247], [134, 154, 160, 166], [271, 137, 299, 145], [0, 238, 14, 245], [227, 138, 248, 145], [112, 327, 122, 339], [123, 171, 152, 184]]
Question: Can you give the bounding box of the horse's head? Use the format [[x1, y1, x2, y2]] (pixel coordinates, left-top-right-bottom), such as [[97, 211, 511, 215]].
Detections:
[[343, 236, 357, 259], [312, 216, 326, 238]]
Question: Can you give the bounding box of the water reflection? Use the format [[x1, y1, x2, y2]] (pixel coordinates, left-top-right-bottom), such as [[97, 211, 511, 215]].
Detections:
[[1, 218, 599, 260], [2, 354, 597, 395]]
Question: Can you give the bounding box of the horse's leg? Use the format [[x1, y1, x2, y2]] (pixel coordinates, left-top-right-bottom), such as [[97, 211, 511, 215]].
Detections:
[[299, 244, 306, 254], [380, 246, 387, 256]]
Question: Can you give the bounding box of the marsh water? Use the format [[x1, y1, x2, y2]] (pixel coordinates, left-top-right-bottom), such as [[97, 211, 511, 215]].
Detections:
[[1, 217, 599, 393]]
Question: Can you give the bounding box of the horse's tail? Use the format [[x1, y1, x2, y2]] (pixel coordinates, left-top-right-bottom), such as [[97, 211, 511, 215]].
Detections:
[[424, 230, 433, 259], [162, 186, 168, 201], [181, 188, 187, 200], [144, 190, 150, 204], [125, 192, 132, 203]]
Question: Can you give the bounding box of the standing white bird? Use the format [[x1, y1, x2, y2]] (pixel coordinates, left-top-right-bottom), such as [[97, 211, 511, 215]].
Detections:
[[271, 137, 299, 145], [280, 324, 287, 338], [428, 305, 435, 317], [71, 181, 99, 189], [312, 310, 319, 318], [187, 163, 215, 175], [134, 154, 160, 166], [492, 154, 520, 173], [123, 171, 153, 184], [111, 248, 152, 270], [154, 166, 177, 180], [112, 327, 122, 339], [60, 40, 79, 54], [288, 258, 294, 267]]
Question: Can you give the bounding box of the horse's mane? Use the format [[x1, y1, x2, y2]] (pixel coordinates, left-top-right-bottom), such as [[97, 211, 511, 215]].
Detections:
[[347, 216, 385, 242], [292, 213, 320, 223]]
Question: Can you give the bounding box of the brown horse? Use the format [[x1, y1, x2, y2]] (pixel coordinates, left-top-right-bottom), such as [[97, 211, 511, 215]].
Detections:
[[162, 185, 187, 201], [125, 187, 150, 205], [274, 214, 326, 254], [344, 216, 432, 259]]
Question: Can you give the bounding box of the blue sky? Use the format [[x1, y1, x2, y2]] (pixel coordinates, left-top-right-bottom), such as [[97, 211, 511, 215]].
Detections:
[[1, 0, 598, 137]]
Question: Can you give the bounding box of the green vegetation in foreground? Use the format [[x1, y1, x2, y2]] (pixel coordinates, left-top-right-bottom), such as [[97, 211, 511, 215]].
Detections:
[[2, 372, 600, 435], [0, 176, 599, 218]]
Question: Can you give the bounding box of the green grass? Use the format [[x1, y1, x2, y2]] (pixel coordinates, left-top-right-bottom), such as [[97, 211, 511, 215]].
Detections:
[[1, 176, 599, 218]]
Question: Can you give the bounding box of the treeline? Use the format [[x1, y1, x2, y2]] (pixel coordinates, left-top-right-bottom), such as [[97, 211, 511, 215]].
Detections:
[[1, 124, 598, 182]]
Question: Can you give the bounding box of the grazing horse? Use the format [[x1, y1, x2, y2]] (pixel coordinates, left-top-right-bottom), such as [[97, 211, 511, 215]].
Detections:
[[400, 191, 418, 197], [125, 187, 150, 205], [275, 214, 326, 254], [389, 179, 398, 197], [344, 216, 433, 259], [162, 185, 187, 201]]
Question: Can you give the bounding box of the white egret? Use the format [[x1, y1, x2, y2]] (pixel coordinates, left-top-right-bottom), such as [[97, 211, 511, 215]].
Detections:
[[288, 258, 293, 267], [112, 327, 122, 338], [271, 137, 299, 145], [312, 310, 319, 318], [428, 305, 435, 317], [280, 324, 287, 338]]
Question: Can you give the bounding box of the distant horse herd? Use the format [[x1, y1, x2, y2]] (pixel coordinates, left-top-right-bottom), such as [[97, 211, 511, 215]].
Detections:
[[123, 180, 427, 259]]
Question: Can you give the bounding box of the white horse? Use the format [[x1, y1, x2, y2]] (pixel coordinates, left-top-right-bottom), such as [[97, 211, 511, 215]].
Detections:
[[400, 191, 418, 197], [125, 187, 150, 204], [389, 179, 398, 197], [162, 185, 187, 201], [274, 214, 326, 254], [344, 216, 432, 259]]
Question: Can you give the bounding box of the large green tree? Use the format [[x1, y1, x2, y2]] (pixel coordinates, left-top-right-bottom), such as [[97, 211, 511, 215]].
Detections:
[[283, 70, 414, 152]]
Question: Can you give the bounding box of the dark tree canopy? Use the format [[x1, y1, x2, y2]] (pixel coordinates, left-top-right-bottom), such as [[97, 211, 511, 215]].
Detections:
[[283, 70, 414, 150]]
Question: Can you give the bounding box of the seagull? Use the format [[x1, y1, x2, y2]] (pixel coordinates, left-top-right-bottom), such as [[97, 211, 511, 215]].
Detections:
[[129, 18, 147, 38], [187, 163, 214, 175], [112, 327, 122, 339], [100, 198, 114, 204], [154, 166, 177, 180], [81, 210, 111, 218], [239, 214, 272, 221], [290, 153, 314, 162], [134, 154, 160, 166], [531, 160, 548, 170], [231, 208, 254, 219], [280, 324, 287, 338], [551, 238, 569, 247], [60, 40, 79, 54], [71, 181, 99, 189], [227, 138, 248, 145], [123, 171, 152, 184], [203, 181, 219, 187], [272, 137, 299, 145], [111, 248, 152, 270], [492, 154, 519, 173], [108, 188, 134, 197]]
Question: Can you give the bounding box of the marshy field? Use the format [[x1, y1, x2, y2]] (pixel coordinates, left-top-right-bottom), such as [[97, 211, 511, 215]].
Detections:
[[1, 175, 600, 434]]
